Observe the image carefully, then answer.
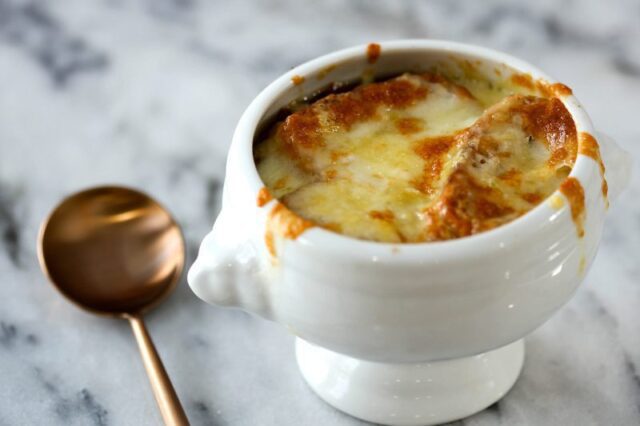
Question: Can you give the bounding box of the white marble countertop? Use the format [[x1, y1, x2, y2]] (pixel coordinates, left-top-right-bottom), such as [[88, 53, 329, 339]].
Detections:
[[1, 0, 639, 425]]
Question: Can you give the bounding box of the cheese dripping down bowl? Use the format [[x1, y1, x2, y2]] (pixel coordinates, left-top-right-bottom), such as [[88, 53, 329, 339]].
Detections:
[[188, 40, 630, 426]]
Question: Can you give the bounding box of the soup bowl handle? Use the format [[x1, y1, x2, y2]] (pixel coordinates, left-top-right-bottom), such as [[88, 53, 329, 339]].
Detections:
[[188, 210, 274, 320], [596, 131, 632, 203]]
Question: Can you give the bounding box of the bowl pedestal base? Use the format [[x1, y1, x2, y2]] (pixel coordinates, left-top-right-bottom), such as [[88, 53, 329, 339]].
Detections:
[[296, 338, 524, 426]]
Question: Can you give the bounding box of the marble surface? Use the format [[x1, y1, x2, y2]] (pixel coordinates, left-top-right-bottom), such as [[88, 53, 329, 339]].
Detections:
[[0, 0, 639, 424]]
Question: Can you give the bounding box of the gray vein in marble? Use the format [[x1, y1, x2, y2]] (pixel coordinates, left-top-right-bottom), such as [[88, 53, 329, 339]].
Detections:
[[467, 0, 640, 79], [624, 354, 640, 410], [0, 321, 18, 348], [34, 367, 110, 426], [204, 178, 222, 219], [78, 389, 110, 426], [145, 0, 197, 26], [577, 290, 640, 414], [582, 289, 619, 329], [0, 0, 108, 86], [191, 400, 220, 426], [0, 183, 24, 268], [612, 55, 640, 78], [0, 319, 39, 349]]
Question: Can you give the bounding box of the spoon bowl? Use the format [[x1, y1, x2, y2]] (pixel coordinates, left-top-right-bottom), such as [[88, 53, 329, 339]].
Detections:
[[38, 186, 189, 425], [38, 186, 184, 315]]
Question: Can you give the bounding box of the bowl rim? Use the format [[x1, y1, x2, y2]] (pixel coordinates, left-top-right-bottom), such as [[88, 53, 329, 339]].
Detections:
[[230, 39, 598, 261]]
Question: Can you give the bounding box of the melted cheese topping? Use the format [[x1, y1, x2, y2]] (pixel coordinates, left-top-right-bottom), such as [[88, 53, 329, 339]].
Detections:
[[255, 72, 579, 243]]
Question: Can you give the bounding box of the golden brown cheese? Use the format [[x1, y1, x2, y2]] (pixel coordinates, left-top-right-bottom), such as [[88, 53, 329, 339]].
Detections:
[[291, 75, 305, 86], [419, 94, 577, 240], [256, 187, 273, 207], [255, 72, 579, 243], [579, 132, 608, 207], [510, 73, 573, 98], [366, 43, 381, 64], [559, 177, 585, 237], [264, 204, 314, 256]]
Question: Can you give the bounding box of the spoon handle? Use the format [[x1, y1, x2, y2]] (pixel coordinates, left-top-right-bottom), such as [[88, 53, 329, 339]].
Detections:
[[129, 315, 189, 426]]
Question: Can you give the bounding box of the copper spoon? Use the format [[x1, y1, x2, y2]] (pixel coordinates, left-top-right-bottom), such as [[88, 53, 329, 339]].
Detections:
[[37, 186, 189, 426]]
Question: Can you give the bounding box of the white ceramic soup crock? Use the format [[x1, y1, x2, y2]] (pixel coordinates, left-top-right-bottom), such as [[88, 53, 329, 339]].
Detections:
[[188, 40, 631, 426]]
